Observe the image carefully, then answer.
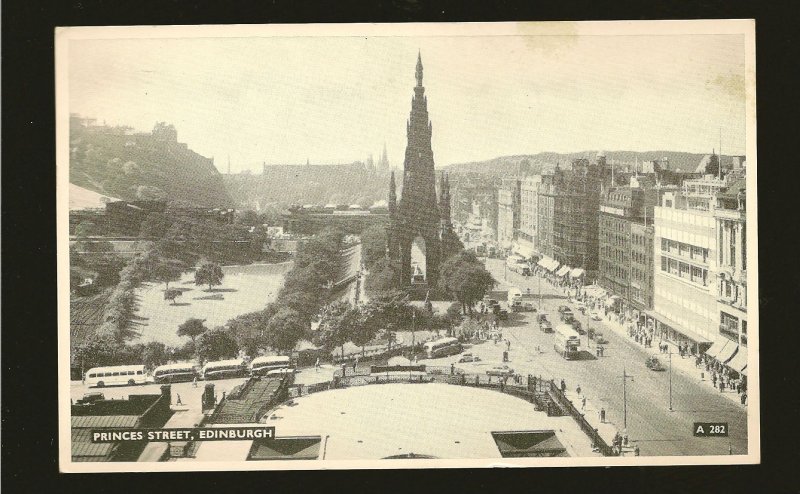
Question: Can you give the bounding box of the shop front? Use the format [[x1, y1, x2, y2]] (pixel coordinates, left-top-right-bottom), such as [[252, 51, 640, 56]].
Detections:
[[650, 312, 711, 356]]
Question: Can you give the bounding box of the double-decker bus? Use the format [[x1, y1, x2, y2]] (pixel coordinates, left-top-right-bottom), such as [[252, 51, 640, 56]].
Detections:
[[423, 337, 463, 359], [507, 286, 523, 311], [553, 324, 581, 360], [152, 363, 198, 384], [200, 359, 248, 380], [250, 355, 292, 376], [85, 365, 147, 388]]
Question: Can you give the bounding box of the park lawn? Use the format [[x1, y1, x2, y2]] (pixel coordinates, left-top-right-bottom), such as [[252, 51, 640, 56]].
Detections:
[[129, 262, 292, 347]]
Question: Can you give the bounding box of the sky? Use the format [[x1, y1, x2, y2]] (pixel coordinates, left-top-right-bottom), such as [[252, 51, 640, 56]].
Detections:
[[68, 33, 746, 173]]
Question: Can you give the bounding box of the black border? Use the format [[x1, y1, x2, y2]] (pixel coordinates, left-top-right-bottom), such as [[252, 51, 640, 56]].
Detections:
[[3, 0, 798, 492]]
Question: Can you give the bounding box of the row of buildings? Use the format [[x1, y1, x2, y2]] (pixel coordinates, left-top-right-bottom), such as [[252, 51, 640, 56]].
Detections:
[[487, 152, 749, 376]]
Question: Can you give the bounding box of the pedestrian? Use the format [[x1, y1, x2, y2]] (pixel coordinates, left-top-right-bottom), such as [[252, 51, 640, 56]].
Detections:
[[634, 445, 640, 456], [581, 396, 587, 411], [450, 362, 455, 376], [560, 379, 566, 393], [712, 372, 717, 387], [576, 384, 582, 396], [192, 376, 198, 388], [741, 392, 747, 405], [176, 394, 182, 406], [600, 408, 606, 423]]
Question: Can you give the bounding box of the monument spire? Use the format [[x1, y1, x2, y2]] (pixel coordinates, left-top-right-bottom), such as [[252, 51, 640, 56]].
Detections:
[[415, 50, 424, 87]]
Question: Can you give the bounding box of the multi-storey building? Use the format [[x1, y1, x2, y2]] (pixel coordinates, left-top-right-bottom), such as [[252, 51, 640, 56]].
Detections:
[[598, 183, 674, 317], [517, 175, 543, 258], [711, 177, 748, 377], [496, 178, 520, 250], [652, 190, 718, 354], [536, 175, 556, 260], [550, 158, 604, 277]]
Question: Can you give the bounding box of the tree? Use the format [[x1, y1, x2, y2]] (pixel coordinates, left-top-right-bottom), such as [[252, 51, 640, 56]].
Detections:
[[196, 327, 239, 363], [177, 317, 207, 344], [141, 341, 169, 369], [316, 301, 361, 360], [195, 262, 224, 291], [74, 335, 125, 371], [140, 212, 174, 238], [75, 221, 96, 238], [164, 288, 182, 305], [152, 258, 187, 290], [364, 258, 400, 297], [446, 302, 464, 327], [91, 254, 127, 288], [265, 308, 310, 354], [438, 250, 496, 315], [350, 310, 377, 357], [360, 224, 388, 270]]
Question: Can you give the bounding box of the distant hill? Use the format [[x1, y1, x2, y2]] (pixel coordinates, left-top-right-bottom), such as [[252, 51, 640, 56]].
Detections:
[[443, 151, 743, 176], [224, 164, 397, 210], [69, 116, 232, 207]]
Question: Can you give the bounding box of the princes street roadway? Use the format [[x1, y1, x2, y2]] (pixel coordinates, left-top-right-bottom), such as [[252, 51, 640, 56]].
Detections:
[[477, 258, 748, 457]]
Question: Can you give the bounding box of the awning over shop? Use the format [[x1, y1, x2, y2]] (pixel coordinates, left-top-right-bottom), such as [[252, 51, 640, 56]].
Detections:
[[537, 258, 549, 269], [651, 311, 712, 346], [556, 265, 571, 277], [726, 346, 748, 372], [548, 260, 560, 272], [570, 268, 585, 279], [705, 337, 729, 359], [717, 340, 739, 364]]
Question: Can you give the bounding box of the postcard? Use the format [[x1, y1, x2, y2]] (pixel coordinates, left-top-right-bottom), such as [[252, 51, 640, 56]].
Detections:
[[57, 20, 758, 472]]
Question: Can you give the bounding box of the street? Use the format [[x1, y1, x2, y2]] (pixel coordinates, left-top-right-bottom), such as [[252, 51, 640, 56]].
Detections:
[[470, 259, 748, 456]]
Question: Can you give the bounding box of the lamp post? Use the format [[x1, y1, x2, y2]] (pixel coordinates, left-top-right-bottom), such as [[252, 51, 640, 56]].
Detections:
[[622, 367, 635, 429], [669, 347, 673, 412], [411, 311, 416, 360]]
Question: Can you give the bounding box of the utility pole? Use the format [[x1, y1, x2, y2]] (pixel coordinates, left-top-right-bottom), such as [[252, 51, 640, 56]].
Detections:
[[622, 367, 635, 429]]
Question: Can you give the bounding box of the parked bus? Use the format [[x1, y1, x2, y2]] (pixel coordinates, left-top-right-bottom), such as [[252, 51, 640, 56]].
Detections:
[[250, 355, 292, 376], [507, 287, 523, 311], [554, 324, 581, 360], [85, 365, 147, 388], [423, 337, 463, 359], [506, 255, 530, 275], [152, 363, 197, 384], [200, 359, 248, 380]]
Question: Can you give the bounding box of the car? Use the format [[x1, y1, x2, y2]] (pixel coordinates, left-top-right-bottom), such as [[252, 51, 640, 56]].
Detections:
[[523, 302, 535, 312], [571, 320, 585, 335], [540, 320, 553, 333], [561, 312, 575, 323], [486, 299, 499, 307], [498, 309, 509, 320], [590, 312, 603, 321], [558, 305, 571, 313], [486, 365, 515, 377], [645, 356, 665, 371], [594, 332, 609, 345], [458, 354, 482, 363]]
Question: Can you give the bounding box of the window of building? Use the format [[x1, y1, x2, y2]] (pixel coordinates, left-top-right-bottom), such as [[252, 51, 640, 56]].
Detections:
[[661, 256, 667, 272], [679, 262, 690, 279]]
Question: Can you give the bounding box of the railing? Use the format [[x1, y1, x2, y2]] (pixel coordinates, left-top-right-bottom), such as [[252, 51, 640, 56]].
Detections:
[[548, 380, 614, 456]]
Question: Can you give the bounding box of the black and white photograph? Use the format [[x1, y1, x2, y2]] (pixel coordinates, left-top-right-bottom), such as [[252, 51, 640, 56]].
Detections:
[[56, 20, 758, 471]]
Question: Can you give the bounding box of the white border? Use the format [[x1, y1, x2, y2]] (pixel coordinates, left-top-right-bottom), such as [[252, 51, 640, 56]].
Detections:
[[56, 19, 758, 472]]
